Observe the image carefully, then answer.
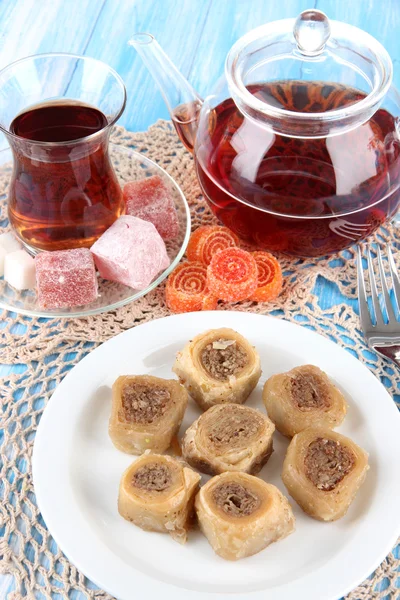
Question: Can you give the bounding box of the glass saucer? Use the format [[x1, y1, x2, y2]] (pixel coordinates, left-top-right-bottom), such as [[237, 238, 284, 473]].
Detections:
[[0, 143, 191, 318]]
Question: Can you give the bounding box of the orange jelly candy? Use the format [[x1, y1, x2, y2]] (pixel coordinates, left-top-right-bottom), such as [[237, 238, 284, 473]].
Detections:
[[250, 251, 283, 302], [166, 261, 215, 313], [202, 294, 218, 311], [207, 247, 258, 302], [186, 226, 208, 262], [187, 225, 238, 265], [199, 226, 239, 265]]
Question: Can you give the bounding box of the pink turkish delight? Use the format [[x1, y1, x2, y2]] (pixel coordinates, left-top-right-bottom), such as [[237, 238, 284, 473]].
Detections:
[[123, 175, 179, 240], [90, 215, 170, 289], [35, 248, 98, 309]]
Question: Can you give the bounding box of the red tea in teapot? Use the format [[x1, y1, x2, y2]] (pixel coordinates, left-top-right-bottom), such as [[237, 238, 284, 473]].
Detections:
[[8, 102, 124, 251], [192, 81, 400, 256]]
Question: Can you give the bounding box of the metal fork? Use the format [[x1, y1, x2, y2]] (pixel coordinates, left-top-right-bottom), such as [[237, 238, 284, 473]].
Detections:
[[357, 244, 400, 366]]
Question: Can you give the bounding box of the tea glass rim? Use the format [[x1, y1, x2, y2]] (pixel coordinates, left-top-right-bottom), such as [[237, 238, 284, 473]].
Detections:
[[225, 18, 393, 126], [0, 51, 127, 147]]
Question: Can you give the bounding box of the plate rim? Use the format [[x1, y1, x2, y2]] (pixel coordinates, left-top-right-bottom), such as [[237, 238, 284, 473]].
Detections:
[[0, 143, 191, 318], [32, 312, 400, 600]]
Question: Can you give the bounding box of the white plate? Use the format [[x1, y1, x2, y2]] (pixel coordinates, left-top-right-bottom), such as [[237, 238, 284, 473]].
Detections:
[[32, 312, 400, 600]]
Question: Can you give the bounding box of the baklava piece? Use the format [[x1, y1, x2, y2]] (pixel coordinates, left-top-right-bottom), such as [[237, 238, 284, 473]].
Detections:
[[173, 328, 261, 411], [118, 454, 200, 543], [109, 375, 188, 454], [182, 404, 274, 475], [282, 427, 369, 521], [263, 365, 347, 437], [195, 472, 295, 560]]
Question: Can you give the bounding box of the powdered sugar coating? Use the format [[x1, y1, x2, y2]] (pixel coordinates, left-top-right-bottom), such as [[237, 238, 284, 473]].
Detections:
[[35, 248, 98, 309], [123, 176, 179, 240], [207, 247, 258, 302], [90, 215, 170, 290], [186, 225, 239, 265], [250, 251, 283, 302], [165, 261, 217, 313]]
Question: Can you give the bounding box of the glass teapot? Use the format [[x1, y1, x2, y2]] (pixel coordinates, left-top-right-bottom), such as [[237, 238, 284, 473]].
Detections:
[[131, 9, 400, 257]]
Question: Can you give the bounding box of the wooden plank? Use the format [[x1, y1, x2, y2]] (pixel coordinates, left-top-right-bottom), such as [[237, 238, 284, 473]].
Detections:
[[189, 0, 400, 96], [189, 0, 317, 97], [83, 0, 212, 132], [0, 0, 106, 68], [0, 0, 107, 151], [0, 576, 13, 600]]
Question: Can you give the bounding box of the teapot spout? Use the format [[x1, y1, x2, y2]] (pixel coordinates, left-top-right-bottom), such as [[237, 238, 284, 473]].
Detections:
[[129, 33, 202, 152]]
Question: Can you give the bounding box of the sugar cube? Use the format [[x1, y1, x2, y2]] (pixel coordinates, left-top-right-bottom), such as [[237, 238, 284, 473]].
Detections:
[[0, 246, 7, 277], [35, 248, 98, 309], [0, 231, 22, 254], [123, 175, 180, 240], [4, 249, 36, 290], [0, 232, 22, 276], [90, 215, 170, 289]]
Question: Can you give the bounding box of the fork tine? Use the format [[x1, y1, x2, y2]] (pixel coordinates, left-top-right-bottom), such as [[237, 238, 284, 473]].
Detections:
[[387, 244, 400, 312], [357, 246, 374, 330], [377, 246, 397, 322], [367, 247, 384, 326]]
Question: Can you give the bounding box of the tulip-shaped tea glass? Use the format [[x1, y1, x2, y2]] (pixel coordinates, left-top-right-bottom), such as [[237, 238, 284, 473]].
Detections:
[[0, 53, 127, 252]]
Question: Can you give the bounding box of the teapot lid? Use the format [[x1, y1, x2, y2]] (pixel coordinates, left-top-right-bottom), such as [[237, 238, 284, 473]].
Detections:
[[225, 10, 393, 136]]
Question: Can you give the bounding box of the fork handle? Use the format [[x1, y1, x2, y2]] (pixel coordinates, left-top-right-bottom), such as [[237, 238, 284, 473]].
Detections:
[[376, 346, 400, 366]]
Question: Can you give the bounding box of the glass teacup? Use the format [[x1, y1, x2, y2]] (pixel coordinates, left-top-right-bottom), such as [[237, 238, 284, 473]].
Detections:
[[0, 53, 126, 252]]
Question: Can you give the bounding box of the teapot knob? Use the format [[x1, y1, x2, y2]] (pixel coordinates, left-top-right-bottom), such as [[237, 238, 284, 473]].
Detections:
[[293, 9, 331, 56]]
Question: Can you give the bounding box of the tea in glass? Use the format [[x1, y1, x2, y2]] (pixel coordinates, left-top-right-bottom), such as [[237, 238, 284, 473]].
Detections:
[[0, 53, 126, 252], [8, 101, 123, 251]]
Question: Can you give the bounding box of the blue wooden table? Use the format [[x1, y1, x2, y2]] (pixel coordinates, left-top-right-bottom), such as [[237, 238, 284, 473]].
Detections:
[[1, 0, 400, 598]]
